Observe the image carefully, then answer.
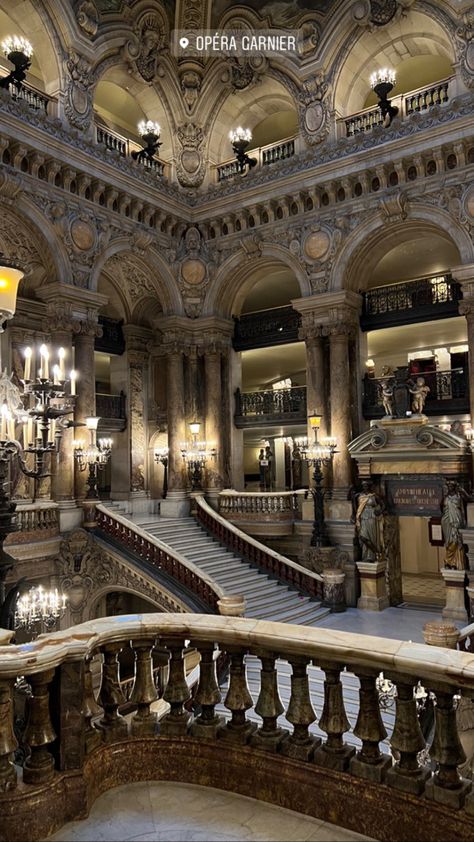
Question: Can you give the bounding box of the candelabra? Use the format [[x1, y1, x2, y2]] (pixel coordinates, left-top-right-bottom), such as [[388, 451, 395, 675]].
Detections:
[[15, 585, 67, 635], [229, 127, 257, 174], [0, 35, 33, 92], [180, 421, 216, 492], [296, 413, 337, 548], [154, 446, 169, 498], [74, 417, 112, 500], [370, 68, 398, 127], [132, 120, 162, 163]]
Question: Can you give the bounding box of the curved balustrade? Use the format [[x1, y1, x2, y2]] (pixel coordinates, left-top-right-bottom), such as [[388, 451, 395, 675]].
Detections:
[[5, 503, 59, 543], [219, 489, 304, 520], [217, 135, 297, 182], [195, 495, 322, 600], [0, 613, 473, 841], [95, 504, 224, 613]]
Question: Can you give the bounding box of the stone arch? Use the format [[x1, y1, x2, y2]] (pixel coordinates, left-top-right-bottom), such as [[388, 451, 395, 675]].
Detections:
[[84, 582, 188, 622], [203, 246, 312, 318], [0, 0, 64, 94], [330, 5, 457, 117], [330, 207, 473, 293], [0, 198, 70, 297], [91, 240, 183, 316]]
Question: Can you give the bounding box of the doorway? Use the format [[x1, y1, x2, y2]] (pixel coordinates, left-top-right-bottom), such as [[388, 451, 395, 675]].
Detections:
[[399, 516, 445, 606]]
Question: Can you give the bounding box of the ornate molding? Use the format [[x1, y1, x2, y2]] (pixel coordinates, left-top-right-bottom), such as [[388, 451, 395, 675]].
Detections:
[[176, 123, 206, 188]]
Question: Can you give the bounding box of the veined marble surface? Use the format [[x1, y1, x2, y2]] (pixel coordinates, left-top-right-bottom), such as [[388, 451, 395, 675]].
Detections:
[[46, 781, 375, 842]]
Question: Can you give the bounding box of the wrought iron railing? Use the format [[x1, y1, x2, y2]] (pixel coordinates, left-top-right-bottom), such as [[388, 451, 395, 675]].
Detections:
[[96, 392, 126, 420], [233, 306, 301, 351], [361, 274, 461, 329], [217, 135, 297, 182], [235, 385, 307, 425], [341, 76, 454, 138], [362, 368, 469, 419]]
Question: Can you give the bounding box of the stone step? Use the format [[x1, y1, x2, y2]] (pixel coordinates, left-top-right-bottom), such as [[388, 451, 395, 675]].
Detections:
[[246, 600, 318, 623], [245, 588, 300, 610]]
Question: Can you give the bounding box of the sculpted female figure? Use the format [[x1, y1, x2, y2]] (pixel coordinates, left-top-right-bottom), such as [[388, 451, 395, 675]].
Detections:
[[352, 481, 385, 562], [441, 481, 470, 570]]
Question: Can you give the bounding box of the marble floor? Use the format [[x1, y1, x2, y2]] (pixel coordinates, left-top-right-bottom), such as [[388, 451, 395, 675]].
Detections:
[[317, 604, 445, 643], [46, 781, 375, 842]]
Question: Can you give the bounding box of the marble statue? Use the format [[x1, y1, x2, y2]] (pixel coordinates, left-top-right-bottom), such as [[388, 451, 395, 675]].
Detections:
[[379, 379, 394, 417], [409, 376, 430, 414]]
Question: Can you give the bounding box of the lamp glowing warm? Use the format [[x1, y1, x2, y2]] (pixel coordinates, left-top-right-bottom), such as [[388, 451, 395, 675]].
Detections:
[[308, 413, 322, 429], [189, 420, 201, 436], [85, 416, 100, 431], [138, 120, 161, 138], [2, 36, 33, 58], [0, 258, 24, 325]]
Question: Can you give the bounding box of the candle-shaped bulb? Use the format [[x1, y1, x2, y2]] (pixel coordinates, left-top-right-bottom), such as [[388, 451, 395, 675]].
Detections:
[[58, 346, 65, 380], [52, 364, 60, 385], [23, 346, 32, 381], [39, 344, 49, 379], [70, 369, 77, 395]]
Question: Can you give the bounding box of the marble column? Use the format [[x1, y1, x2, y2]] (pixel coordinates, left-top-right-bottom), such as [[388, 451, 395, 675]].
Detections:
[[160, 348, 188, 517], [128, 351, 148, 497], [327, 323, 354, 493], [204, 344, 225, 498], [299, 318, 327, 438], [452, 266, 474, 423], [50, 326, 75, 510], [74, 328, 97, 500]]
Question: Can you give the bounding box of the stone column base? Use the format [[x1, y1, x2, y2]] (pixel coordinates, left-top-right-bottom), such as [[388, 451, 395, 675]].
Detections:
[[160, 491, 190, 518], [356, 561, 389, 611], [322, 568, 346, 613], [441, 568, 468, 623], [218, 595, 246, 616], [57, 501, 83, 532]]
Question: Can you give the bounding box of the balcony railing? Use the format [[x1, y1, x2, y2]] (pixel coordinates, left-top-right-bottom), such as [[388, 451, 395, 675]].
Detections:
[[216, 135, 297, 182], [219, 489, 304, 521], [235, 385, 307, 427], [0, 73, 52, 113], [96, 392, 126, 420], [233, 306, 301, 351], [4, 502, 59, 543], [341, 75, 454, 138], [362, 368, 469, 419], [94, 122, 165, 175], [360, 274, 461, 330], [1, 612, 474, 842]]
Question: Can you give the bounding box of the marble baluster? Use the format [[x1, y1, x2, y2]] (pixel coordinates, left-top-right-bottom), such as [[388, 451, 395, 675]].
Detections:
[[281, 657, 320, 761], [313, 661, 355, 770], [386, 675, 429, 794], [191, 642, 223, 738], [23, 669, 56, 784], [84, 655, 102, 753], [160, 640, 192, 735], [219, 650, 256, 743], [130, 639, 158, 736], [350, 669, 391, 782], [0, 680, 18, 791], [250, 653, 287, 752], [426, 686, 471, 808], [97, 643, 128, 741]]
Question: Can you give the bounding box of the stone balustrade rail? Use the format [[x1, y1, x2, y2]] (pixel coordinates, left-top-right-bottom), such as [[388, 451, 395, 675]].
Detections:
[[95, 504, 225, 612], [0, 613, 473, 841], [219, 489, 304, 520], [195, 495, 323, 600], [5, 502, 59, 544]]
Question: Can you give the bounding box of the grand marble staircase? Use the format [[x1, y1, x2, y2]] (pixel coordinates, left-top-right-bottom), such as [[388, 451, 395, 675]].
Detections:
[[127, 511, 330, 626]]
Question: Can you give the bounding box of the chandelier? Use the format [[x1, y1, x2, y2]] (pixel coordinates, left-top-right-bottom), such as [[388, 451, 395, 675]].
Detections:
[[229, 126, 257, 174], [181, 421, 216, 491], [15, 585, 67, 634], [370, 68, 398, 127], [0, 35, 33, 92], [74, 416, 113, 500], [132, 120, 162, 163]]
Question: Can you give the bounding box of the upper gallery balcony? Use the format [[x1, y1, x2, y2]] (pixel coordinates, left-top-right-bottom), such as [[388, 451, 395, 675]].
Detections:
[[360, 274, 462, 331]]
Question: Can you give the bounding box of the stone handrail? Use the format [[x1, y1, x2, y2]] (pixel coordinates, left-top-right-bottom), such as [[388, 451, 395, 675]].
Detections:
[[195, 495, 323, 599], [0, 613, 474, 841], [216, 134, 298, 182], [219, 489, 304, 519], [5, 501, 59, 542], [95, 503, 225, 612], [340, 75, 454, 138]]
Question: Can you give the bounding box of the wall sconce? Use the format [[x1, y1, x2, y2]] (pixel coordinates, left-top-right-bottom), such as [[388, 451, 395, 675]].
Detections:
[[366, 359, 375, 378], [370, 68, 398, 126], [0, 36, 33, 92], [132, 120, 162, 163], [229, 127, 257, 174]]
